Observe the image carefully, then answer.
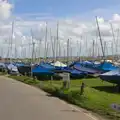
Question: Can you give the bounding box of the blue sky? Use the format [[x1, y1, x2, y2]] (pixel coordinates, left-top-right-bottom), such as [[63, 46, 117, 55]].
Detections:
[[10, 0, 120, 17]]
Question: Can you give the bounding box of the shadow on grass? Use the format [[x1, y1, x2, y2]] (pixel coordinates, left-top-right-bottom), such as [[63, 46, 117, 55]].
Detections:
[[92, 86, 119, 93]]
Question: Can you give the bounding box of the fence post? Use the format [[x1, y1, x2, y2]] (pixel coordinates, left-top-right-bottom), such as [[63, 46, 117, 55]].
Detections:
[[80, 82, 85, 95]]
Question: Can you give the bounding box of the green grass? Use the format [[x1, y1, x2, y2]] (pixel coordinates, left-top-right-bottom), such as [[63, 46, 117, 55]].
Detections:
[[0, 72, 7, 75], [9, 75, 40, 85], [9, 75, 120, 119], [41, 78, 120, 119]]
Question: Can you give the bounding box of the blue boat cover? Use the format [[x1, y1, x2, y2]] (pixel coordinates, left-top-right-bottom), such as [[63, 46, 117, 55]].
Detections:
[[82, 61, 94, 67], [73, 62, 100, 74], [40, 63, 55, 70], [32, 65, 54, 75], [0, 63, 6, 68], [100, 69, 120, 84], [97, 62, 118, 72]]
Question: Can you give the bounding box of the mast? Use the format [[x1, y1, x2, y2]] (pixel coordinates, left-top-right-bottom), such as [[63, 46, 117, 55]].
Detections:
[[116, 29, 119, 59], [31, 29, 34, 63], [79, 41, 81, 60], [56, 21, 59, 60], [110, 23, 116, 43], [54, 36, 56, 61], [30, 29, 35, 77], [67, 39, 70, 65], [95, 16, 105, 59], [110, 23, 115, 58], [39, 39, 42, 63], [103, 41, 106, 56], [92, 40, 95, 57], [77, 40, 79, 58], [59, 41, 61, 58], [46, 42, 49, 60], [64, 47, 66, 61], [10, 21, 14, 63], [85, 37, 88, 57], [111, 42, 114, 59], [44, 22, 48, 61], [51, 36, 55, 60], [6, 37, 10, 59], [14, 37, 17, 61], [50, 28, 55, 61], [70, 46, 72, 62]]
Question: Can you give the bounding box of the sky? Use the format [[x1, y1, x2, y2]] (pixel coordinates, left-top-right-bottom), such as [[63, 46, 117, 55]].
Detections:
[[9, 0, 120, 19], [1, 0, 120, 58], [10, 0, 120, 16]]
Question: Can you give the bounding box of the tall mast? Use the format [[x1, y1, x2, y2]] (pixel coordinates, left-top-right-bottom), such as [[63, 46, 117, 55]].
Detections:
[[77, 40, 79, 57], [67, 39, 70, 65], [70, 46, 72, 62], [44, 22, 48, 61], [30, 29, 35, 77], [10, 21, 14, 63], [110, 23, 116, 43], [64, 47, 66, 61], [92, 40, 95, 57], [46, 42, 49, 59], [95, 16, 105, 59], [115, 29, 119, 59], [39, 39, 42, 63], [79, 41, 81, 60], [85, 37, 88, 57], [51, 36, 55, 60], [31, 29, 34, 63], [111, 42, 114, 58], [59, 41, 61, 58], [56, 21, 59, 60], [50, 28, 55, 61], [110, 23, 116, 57], [103, 41, 106, 56]]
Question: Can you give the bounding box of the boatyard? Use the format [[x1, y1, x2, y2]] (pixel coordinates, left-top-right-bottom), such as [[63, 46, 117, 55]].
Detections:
[[0, 59, 120, 120], [1, 0, 120, 120]]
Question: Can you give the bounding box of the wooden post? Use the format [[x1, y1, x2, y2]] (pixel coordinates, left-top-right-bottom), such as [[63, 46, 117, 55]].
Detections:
[[80, 82, 85, 95]]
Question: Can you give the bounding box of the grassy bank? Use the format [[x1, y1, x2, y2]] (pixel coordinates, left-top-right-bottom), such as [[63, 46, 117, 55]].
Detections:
[[9, 75, 40, 85], [9, 75, 120, 120]]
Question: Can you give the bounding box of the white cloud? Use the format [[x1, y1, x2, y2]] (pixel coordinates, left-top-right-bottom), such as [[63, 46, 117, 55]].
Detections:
[[112, 14, 120, 22], [0, 1, 12, 20], [1, 11, 120, 58]]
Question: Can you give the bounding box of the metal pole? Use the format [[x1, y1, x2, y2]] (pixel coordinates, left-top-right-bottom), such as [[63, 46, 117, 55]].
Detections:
[[92, 40, 95, 57], [56, 21, 59, 61], [10, 21, 14, 63], [44, 22, 48, 61], [95, 16, 105, 59], [67, 39, 70, 65], [39, 39, 42, 63], [31, 42, 35, 77]]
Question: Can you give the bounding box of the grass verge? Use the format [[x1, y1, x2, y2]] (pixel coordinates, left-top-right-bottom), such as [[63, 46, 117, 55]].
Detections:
[[9, 75, 120, 120]]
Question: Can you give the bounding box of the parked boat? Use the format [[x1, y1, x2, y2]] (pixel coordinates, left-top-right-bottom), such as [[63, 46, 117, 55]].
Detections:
[[40, 62, 55, 70], [0, 63, 6, 72], [17, 65, 31, 75], [32, 65, 54, 80], [96, 62, 118, 73], [70, 62, 101, 76], [100, 69, 120, 85], [7, 63, 19, 75]]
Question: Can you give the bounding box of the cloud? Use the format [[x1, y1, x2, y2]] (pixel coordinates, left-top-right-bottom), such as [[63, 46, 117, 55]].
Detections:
[[0, 1, 12, 20], [1, 11, 120, 57]]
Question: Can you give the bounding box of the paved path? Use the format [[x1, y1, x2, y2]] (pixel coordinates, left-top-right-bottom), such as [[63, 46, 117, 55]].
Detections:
[[0, 76, 102, 120]]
